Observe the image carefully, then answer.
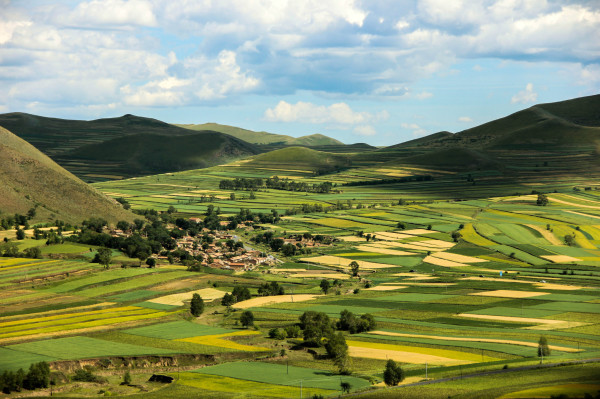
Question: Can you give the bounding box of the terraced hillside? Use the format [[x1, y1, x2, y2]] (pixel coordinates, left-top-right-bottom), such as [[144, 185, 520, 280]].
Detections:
[[0, 126, 134, 223]]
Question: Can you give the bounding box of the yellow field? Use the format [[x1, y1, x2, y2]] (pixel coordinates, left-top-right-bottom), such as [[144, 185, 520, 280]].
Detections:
[[461, 223, 496, 246], [469, 290, 549, 299], [355, 245, 414, 256], [346, 340, 496, 365], [299, 255, 397, 269], [499, 383, 600, 399], [526, 224, 562, 245], [149, 288, 229, 306], [369, 331, 581, 352], [423, 255, 468, 267], [402, 229, 439, 235], [534, 282, 587, 291], [290, 272, 350, 279], [338, 236, 367, 242], [541, 255, 581, 263], [177, 330, 269, 351], [433, 252, 488, 263], [366, 285, 408, 291], [233, 294, 320, 309], [372, 231, 412, 240], [458, 314, 588, 330]]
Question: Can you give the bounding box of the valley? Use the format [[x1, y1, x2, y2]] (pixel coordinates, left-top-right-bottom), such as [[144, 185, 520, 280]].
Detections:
[[0, 95, 599, 398]]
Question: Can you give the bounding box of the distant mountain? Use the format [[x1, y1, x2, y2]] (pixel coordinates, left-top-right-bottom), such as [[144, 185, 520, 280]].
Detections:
[[177, 123, 344, 146], [0, 113, 260, 181], [366, 94, 600, 173], [0, 126, 134, 224]]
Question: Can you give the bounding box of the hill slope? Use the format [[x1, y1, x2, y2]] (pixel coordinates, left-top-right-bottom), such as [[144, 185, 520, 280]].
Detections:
[[242, 147, 352, 174], [66, 131, 261, 177], [177, 123, 344, 146], [0, 113, 261, 181], [0, 127, 134, 224]]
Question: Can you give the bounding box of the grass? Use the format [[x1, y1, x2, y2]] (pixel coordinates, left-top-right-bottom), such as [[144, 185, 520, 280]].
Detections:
[[0, 347, 58, 372], [7, 336, 176, 360], [178, 372, 337, 398], [193, 361, 371, 391], [124, 321, 236, 340]]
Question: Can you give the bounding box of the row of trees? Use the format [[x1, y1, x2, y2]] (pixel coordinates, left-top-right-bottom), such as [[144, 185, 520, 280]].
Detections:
[[0, 362, 50, 394], [219, 177, 336, 194]]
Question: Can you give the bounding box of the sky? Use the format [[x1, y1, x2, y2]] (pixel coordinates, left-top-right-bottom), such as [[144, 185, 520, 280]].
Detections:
[[0, 0, 599, 146]]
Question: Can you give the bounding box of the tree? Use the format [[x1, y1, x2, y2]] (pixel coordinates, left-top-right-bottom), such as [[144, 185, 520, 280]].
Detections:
[[538, 335, 551, 357], [96, 247, 112, 269], [240, 310, 254, 327], [564, 234, 576, 246], [340, 381, 351, 394], [145, 258, 156, 268], [15, 228, 25, 240], [167, 205, 177, 214], [537, 194, 549, 206], [116, 220, 131, 231], [300, 311, 333, 347], [326, 332, 350, 374], [383, 359, 404, 386], [123, 371, 132, 385], [349, 261, 359, 277], [23, 362, 50, 390], [320, 279, 331, 294], [221, 293, 235, 306], [24, 247, 42, 259], [451, 231, 462, 243], [190, 293, 204, 317]]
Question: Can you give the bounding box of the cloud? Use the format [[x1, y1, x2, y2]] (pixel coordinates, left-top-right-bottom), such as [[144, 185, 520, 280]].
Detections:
[[458, 116, 473, 122], [511, 83, 538, 104], [264, 101, 388, 125], [401, 122, 427, 136], [354, 125, 376, 136], [64, 0, 157, 28]]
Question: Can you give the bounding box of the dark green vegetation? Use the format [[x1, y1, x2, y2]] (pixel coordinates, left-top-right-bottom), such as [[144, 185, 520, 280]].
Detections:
[[0, 126, 134, 224], [0, 113, 260, 182]]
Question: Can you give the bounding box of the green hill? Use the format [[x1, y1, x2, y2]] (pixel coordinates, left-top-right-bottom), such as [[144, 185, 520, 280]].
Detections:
[[177, 123, 344, 146], [0, 126, 134, 224], [243, 147, 352, 174], [65, 131, 261, 177], [0, 113, 260, 181]]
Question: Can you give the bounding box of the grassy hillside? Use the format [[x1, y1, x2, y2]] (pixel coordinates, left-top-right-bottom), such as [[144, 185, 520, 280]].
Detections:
[[177, 123, 344, 146], [0, 126, 134, 224], [0, 113, 261, 182], [65, 131, 261, 179], [242, 146, 352, 174]]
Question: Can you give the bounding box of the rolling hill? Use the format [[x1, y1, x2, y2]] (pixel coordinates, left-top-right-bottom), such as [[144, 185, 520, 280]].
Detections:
[[177, 122, 344, 146], [241, 146, 353, 175], [0, 113, 261, 181], [65, 131, 261, 178], [0, 126, 134, 224]]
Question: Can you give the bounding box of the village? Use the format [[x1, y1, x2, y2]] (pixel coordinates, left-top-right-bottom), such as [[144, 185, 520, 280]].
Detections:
[[109, 217, 333, 272]]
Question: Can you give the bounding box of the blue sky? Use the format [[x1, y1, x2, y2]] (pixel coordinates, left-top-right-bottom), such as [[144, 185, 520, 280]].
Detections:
[[0, 0, 598, 146]]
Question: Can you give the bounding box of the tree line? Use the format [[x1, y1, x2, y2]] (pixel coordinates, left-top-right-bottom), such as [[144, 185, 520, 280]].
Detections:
[[219, 176, 337, 193]]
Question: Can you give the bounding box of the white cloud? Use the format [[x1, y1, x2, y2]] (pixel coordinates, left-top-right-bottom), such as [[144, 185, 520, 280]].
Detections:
[[354, 125, 376, 136], [66, 0, 157, 27], [401, 122, 427, 136], [458, 116, 473, 122], [264, 101, 388, 125], [511, 83, 538, 104]]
